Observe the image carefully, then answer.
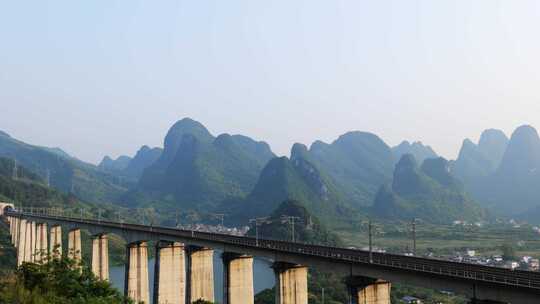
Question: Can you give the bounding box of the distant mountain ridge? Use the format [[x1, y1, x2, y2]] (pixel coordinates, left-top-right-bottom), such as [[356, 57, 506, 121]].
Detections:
[[392, 141, 437, 164], [300, 131, 395, 208], [446, 125, 540, 215], [0, 130, 125, 203], [372, 154, 485, 223], [471, 125, 540, 214], [0, 157, 90, 210], [125, 118, 275, 210], [98, 146, 162, 181], [451, 129, 509, 186], [123, 146, 163, 180], [99, 155, 131, 173], [10, 117, 540, 224], [226, 148, 356, 226]]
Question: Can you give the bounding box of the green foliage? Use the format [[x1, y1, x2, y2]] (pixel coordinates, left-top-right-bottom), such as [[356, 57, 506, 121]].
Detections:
[[191, 299, 214, 304], [254, 288, 274, 304], [0, 225, 16, 274], [0, 255, 131, 304], [391, 283, 467, 304], [500, 243, 516, 261], [248, 200, 343, 246], [307, 270, 348, 304]]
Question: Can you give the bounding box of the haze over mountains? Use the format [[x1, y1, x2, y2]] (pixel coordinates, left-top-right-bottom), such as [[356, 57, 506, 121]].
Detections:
[[3, 118, 540, 225], [372, 155, 485, 223], [0, 130, 126, 203]]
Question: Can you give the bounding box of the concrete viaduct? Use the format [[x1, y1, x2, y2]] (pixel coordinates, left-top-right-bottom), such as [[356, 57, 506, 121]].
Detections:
[[2, 204, 540, 304]]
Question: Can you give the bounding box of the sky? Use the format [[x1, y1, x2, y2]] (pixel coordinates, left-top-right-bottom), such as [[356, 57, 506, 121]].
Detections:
[[2, 1, 540, 164]]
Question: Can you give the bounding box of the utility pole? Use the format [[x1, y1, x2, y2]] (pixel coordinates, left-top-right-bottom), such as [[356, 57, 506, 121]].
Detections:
[[139, 208, 145, 225], [249, 217, 269, 246], [282, 215, 300, 242], [368, 219, 373, 263], [412, 218, 417, 256], [98, 209, 102, 223], [175, 210, 180, 227], [212, 213, 226, 228], [322, 287, 325, 304]]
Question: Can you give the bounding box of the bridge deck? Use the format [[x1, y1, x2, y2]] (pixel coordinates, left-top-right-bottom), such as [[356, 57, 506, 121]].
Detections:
[[6, 210, 540, 302]]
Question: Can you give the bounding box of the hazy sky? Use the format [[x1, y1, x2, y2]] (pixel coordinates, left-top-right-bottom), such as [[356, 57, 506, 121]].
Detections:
[[2, 1, 540, 164]]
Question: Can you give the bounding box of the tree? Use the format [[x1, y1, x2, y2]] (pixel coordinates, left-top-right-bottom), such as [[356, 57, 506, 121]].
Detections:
[[0, 254, 132, 304], [501, 243, 516, 261], [192, 299, 214, 304]]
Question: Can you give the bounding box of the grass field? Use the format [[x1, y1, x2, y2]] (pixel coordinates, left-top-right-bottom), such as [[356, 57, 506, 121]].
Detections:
[[336, 220, 540, 258]]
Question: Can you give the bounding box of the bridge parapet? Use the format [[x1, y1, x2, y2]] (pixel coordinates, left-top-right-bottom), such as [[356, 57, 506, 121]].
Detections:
[[5, 210, 540, 303]]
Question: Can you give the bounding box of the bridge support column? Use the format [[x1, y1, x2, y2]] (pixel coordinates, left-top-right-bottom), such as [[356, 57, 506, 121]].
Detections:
[[273, 262, 308, 304], [222, 253, 254, 304], [16, 219, 27, 265], [11, 217, 17, 245], [8, 216, 14, 244], [24, 221, 35, 263], [29, 221, 36, 262], [186, 246, 214, 303], [50, 225, 62, 258], [68, 228, 82, 267], [35, 223, 48, 263], [23, 221, 33, 263], [153, 241, 185, 304], [347, 277, 391, 304], [125, 241, 150, 304], [12, 217, 18, 246], [92, 234, 109, 281]]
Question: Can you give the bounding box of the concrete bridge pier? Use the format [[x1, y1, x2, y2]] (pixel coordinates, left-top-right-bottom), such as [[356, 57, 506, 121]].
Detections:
[[347, 277, 391, 304], [222, 253, 254, 304], [16, 218, 27, 265], [67, 228, 82, 267], [8, 216, 14, 244], [153, 241, 185, 304], [35, 223, 48, 263], [92, 234, 109, 281], [50, 225, 62, 258], [29, 221, 36, 262], [11, 217, 18, 246], [273, 262, 308, 304], [125, 241, 150, 304], [23, 221, 34, 263], [186, 246, 214, 303]]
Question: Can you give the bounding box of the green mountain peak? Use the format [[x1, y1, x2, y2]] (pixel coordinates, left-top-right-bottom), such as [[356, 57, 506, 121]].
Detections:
[[373, 154, 485, 223]]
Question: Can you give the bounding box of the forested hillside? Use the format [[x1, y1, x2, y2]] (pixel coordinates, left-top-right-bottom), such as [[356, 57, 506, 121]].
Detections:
[[0, 130, 127, 203], [125, 118, 275, 210], [372, 155, 486, 223]]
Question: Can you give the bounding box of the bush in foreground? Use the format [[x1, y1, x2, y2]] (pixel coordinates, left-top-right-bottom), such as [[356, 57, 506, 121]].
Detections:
[[0, 254, 131, 304]]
